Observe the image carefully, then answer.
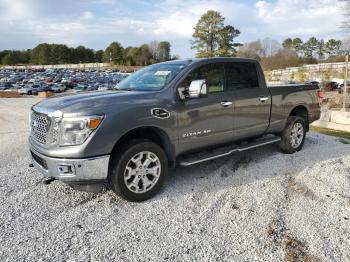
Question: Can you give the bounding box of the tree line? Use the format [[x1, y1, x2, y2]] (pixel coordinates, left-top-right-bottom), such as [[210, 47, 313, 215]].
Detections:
[[2, 9, 349, 71], [191, 10, 350, 71], [0, 41, 174, 66], [237, 37, 349, 71]]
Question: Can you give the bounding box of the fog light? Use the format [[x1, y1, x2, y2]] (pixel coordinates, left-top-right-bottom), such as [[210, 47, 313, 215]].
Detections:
[[58, 164, 75, 176]]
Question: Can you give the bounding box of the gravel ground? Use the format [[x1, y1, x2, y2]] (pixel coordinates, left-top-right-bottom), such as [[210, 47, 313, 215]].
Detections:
[[0, 97, 349, 261]]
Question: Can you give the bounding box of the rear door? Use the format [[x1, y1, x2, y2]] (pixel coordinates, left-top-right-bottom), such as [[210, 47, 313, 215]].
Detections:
[[176, 62, 235, 153], [225, 62, 271, 140]]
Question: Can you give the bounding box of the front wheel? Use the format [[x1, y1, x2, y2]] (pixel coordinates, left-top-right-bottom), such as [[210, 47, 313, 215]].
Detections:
[[279, 116, 306, 154], [109, 140, 168, 202]]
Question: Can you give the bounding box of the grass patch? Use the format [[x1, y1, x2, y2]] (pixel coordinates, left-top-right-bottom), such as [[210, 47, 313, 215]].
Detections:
[[310, 126, 350, 139]]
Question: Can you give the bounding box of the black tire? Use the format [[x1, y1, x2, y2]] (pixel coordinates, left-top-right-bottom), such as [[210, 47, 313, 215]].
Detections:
[[108, 140, 168, 202], [279, 116, 306, 154], [28, 91, 32, 95]]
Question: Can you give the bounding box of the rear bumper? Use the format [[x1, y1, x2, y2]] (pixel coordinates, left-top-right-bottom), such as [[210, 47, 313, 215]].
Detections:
[[30, 147, 110, 182], [310, 109, 321, 123]]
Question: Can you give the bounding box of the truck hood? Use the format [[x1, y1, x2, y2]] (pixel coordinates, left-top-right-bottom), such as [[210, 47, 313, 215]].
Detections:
[[32, 90, 153, 116]]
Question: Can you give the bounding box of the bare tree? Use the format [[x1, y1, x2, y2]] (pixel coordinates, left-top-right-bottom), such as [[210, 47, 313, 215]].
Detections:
[[149, 40, 160, 62], [261, 38, 281, 57], [340, 0, 350, 31], [341, 38, 350, 54], [237, 41, 264, 60], [237, 38, 281, 60]]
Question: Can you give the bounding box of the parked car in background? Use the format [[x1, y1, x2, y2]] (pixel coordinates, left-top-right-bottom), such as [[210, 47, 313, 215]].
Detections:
[[50, 84, 66, 93], [0, 82, 12, 91], [325, 81, 339, 92], [18, 85, 34, 95], [97, 84, 112, 91], [73, 84, 88, 92], [339, 81, 350, 94], [1, 68, 132, 95], [31, 85, 47, 95]]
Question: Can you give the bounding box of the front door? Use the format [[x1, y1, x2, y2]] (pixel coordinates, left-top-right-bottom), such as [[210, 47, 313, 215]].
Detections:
[[176, 62, 235, 154]]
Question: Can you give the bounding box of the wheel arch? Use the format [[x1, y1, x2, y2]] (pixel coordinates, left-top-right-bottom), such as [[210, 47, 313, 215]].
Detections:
[[109, 126, 176, 170], [288, 105, 309, 131]]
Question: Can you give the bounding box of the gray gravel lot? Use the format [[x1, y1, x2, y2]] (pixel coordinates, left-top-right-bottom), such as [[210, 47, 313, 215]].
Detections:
[[0, 97, 349, 261]]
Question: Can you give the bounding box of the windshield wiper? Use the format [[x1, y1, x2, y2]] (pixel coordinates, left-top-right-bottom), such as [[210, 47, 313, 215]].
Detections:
[[114, 87, 135, 91]]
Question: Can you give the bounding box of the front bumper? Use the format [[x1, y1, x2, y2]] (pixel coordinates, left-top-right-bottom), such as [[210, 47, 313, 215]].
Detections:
[[30, 147, 110, 182]]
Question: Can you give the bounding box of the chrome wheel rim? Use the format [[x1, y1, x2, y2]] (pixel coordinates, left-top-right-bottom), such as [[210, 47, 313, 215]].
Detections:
[[124, 151, 161, 194], [290, 122, 304, 148]]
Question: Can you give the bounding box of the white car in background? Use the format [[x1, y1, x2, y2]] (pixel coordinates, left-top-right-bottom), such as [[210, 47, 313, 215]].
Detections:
[[18, 85, 33, 95], [97, 84, 112, 91], [50, 84, 66, 93]]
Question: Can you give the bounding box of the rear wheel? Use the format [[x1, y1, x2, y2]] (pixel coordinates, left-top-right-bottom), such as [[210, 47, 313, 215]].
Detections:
[[109, 140, 168, 201], [279, 116, 306, 154]]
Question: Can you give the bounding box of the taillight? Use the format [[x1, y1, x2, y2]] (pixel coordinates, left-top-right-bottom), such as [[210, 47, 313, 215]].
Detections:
[[317, 89, 324, 99], [317, 89, 324, 104]]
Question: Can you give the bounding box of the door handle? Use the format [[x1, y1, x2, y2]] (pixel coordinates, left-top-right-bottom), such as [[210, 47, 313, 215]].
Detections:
[[259, 97, 269, 102], [221, 101, 233, 107]]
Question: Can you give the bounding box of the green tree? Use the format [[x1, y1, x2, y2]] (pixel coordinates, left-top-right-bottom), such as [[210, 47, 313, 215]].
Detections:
[[94, 50, 104, 63], [0, 50, 31, 65], [303, 37, 319, 58], [19, 49, 31, 64], [325, 39, 342, 57], [0, 50, 9, 64], [2, 51, 21, 65], [31, 43, 51, 65], [282, 38, 293, 49], [138, 44, 152, 66], [216, 25, 241, 56], [282, 38, 304, 56], [158, 41, 171, 61], [317, 39, 325, 60], [49, 44, 71, 64], [191, 10, 240, 57], [103, 41, 124, 65], [292, 38, 304, 56], [73, 46, 94, 63], [171, 54, 180, 60], [124, 47, 138, 66]]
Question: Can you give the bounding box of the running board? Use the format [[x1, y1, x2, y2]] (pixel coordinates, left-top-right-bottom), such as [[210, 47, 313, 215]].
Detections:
[[178, 136, 281, 167]]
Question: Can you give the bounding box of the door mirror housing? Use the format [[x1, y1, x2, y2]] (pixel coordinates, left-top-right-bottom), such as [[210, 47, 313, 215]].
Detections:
[[188, 80, 207, 98]]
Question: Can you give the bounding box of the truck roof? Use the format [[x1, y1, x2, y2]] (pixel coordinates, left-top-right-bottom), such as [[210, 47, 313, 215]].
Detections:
[[161, 57, 259, 65]]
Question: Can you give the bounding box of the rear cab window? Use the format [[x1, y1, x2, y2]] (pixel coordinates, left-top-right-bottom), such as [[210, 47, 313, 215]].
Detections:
[[225, 62, 260, 90]]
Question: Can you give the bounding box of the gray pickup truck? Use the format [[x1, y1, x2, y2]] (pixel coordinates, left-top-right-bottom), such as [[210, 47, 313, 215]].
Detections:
[[29, 58, 321, 201]]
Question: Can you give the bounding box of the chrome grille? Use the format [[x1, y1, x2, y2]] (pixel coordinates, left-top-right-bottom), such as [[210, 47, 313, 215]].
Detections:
[[31, 111, 50, 144]]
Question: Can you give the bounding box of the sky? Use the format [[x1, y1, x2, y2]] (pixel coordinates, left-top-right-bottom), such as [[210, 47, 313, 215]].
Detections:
[[0, 0, 347, 58]]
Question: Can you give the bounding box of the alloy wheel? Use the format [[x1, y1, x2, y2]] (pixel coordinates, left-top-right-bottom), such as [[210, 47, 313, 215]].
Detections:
[[123, 151, 161, 193], [290, 122, 304, 148]]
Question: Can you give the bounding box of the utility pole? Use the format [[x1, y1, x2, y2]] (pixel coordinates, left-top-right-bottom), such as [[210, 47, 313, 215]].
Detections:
[[342, 55, 348, 112]]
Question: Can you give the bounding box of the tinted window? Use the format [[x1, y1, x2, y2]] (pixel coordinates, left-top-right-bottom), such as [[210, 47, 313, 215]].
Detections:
[[180, 63, 224, 93], [225, 62, 259, 90]]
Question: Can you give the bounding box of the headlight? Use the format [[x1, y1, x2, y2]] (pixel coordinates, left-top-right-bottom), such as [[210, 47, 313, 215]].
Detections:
[[57, 115, 104, 146]]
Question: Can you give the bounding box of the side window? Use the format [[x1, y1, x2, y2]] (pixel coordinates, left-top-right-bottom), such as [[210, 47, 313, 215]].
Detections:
[[180, 63, 224, 93], [225, 62, 259, 90]]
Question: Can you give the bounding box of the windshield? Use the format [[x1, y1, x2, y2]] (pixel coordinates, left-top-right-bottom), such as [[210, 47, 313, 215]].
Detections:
[[116, 63, 187, 91]]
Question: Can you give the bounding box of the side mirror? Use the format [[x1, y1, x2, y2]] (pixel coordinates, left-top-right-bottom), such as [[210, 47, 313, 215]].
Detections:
[[188, 80, 207, 98]]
